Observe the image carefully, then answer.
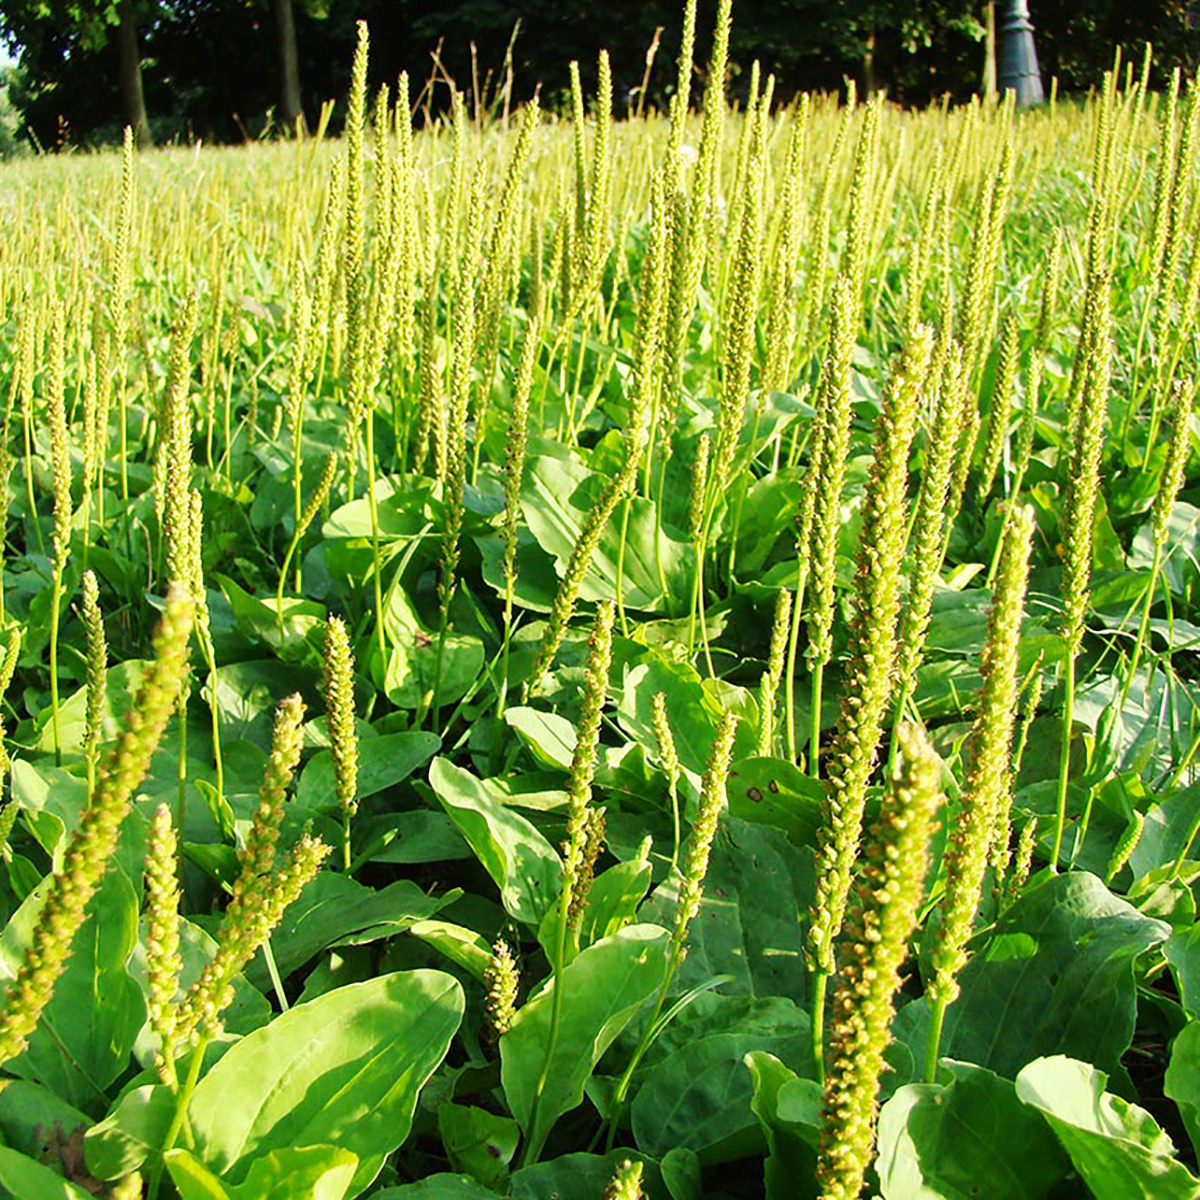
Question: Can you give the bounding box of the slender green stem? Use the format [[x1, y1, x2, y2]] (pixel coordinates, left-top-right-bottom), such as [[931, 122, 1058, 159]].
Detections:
[[48, 567, 63, 767], [150, 1034, 209, 1199], [176, 683, 189, 832], [1050, 653, 1077, 873], [520, 868, 575, 1167], [785, 557, 807, 767], [260, 938, 290, 1013], [200, 640, 224, 805], [615, 495, 633, 637], [364, 413, 388, 671], [1171, 805, 1200, 879], [810, 968, 828, 1084], [924, 994, 949, 1083]]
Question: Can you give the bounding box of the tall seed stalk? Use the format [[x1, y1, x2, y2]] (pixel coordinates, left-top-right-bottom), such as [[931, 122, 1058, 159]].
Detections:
[[807, 327, 931, 1081], [817, 724, 942, 1200], [925, 505, 1033, 1080]]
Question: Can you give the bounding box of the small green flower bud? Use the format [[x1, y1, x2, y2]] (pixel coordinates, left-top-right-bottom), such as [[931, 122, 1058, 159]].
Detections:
[[484, 937, 520, 1037]]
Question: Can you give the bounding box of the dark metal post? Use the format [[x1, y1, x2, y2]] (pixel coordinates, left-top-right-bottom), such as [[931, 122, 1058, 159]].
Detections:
[[998, 0, 1045, 106]]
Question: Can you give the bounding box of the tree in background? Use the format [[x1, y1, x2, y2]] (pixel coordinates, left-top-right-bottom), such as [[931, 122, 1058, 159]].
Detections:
[[0, 0, 154, 145], [0, 0, 1198, 152]]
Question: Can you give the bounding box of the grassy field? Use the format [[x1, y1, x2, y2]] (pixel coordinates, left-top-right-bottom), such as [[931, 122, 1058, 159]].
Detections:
[[0, 5, 1198, 1197]]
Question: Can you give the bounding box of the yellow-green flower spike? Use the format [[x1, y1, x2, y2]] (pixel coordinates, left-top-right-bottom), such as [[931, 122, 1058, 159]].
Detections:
[[45, 302, 71, 572], [758, 589, 793, 757], [1105, 810, 1144, 885], [484, 937, 520, 1037], [145, 803, 183, 1079], [0, 585, 194, 1070], [568, 806, 607, 932], [979, 311, 1021, 498], [817, 723, 943, 1200], [603, 1159, 646, 1200], [926, 505, 1033, 1079], [562, 601, 615, 918], [322, 618, 359, 823], [241, 693, 306, 884], [1004, 817, 1039, 906], [809, 328, 933, 983], [177, 831, 329, 1044], [673, 710, 738, 962], [81, 569, 108, 781]]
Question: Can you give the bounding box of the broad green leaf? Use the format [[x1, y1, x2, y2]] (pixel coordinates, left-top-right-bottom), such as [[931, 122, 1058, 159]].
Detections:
[[476, 527, 561, 613], [215, 573, 326, 666], [504, 706, 577, 771], [641, 819, 810, 1001], [406, 919, 492, 981], [521, 454, 693, 613], [189, 971, 463, 1193], [372, 1176, 499, 1199], [660, 1146, 703, 1200], [725, 757, 825, 846], [1165, 1021, 1200, 1161], [631, 997, 810, 1161], [356, 810, 471, 864], [166, 1144, 358, 1200], [509, 1150, 667, 1200], [429, 756, 561, 927], [0, 867, 145, 1108], [579, 852, 653, 948], [381, 578, 482, 707], [29, 659, 152, 757], [745, 1051, 821, 1200], [297, 730, 441, 808], [619, 659, 758, 791], [85, 1083, 174, 1179], [897, 872, 1170, 1079], [1166, 925, 1200, 1018], [876, 1061, 1069, 1199], [205, 660, 318, 752], [0, 1146, 96, 1199], [0, 1080, 90, 1161], [244, 873, 453, 989], [437, 1102, 519, 1189], [10, 760, 88, 855], [501, 924, 671, 1159], [324, 481, 440, 541], [1016, 1056, 1200, 1199]]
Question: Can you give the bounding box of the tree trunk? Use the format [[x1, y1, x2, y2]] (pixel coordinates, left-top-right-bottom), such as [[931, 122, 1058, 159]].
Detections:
[[272, 0, 306, 135], [983, 1, 997, 100], [116, 0, 152, 148]]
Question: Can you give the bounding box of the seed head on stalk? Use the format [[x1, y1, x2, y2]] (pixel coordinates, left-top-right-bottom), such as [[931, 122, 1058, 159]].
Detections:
[[603, 1159, 646, 1200], [144, 804, 183, 1080], [672, 710, 738, 961], [979, 310, 1022, 498], [81, 570, 107, 780], [817, 724, 942, 1200], [926, 506, 1033, 1078], [45, 302, 70, 572], [323, 618, 358, 871], [174, 696, 323, 1046], [484, 937, 520, 1037], [561, 601, 615, 937], [757, 588, 793, 757], [808, 328, 931, 985], [0, 586, 194, 1071], [896, 339, 967, 698]]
